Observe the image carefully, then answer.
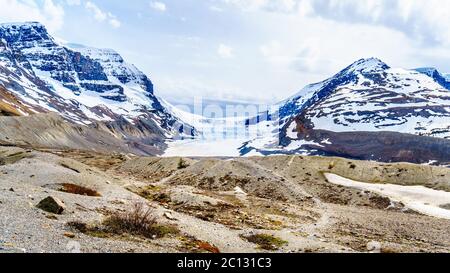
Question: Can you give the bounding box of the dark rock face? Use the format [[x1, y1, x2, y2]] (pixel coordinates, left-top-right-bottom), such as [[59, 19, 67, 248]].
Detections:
[[294, 128, 450, 165]]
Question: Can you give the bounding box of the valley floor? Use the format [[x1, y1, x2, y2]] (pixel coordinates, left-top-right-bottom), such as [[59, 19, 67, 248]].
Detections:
[[1, 146, 450, 253]]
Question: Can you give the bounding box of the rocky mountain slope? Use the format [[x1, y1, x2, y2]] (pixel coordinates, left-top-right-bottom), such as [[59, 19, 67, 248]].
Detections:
[[278, 58, 450, 137], [416, 67, 450, 90], [243, 58, 450, 164], [0, 22, 194, 154]]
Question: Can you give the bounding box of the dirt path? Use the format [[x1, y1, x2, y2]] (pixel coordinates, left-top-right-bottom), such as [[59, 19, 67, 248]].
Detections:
[[239, 158, 334, 241], [241, 159, 313, 200]]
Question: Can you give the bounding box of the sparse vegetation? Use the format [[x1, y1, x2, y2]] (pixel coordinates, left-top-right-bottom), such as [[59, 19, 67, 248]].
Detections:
[[59, 183, 101, 197], [67, 203, 179, 240], [60, 162, 81, 173], [177, 158, 189, 169], [0, 151, 32, 165], [46, 150, 129, 171], [142, 191, 171, 204], [180, 236, 221, 253], [67, 221, 89, 233], [103, 202, 179, 238], [129, 185, 172, 204], [242, 234, 288, 250]]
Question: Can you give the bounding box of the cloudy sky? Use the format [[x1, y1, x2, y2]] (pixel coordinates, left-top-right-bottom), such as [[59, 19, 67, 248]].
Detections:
[[1, 0, 450, 103]]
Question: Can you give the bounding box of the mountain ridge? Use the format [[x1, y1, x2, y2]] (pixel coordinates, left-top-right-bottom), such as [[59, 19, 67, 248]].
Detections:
[[0, 21, 194, 154], [242, 57, 450, 164], [415, 67, 450, 89], [276, 57, 450, 136]]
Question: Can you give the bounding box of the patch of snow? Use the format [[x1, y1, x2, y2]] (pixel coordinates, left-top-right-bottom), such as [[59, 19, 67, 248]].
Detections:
[[422, 160, 438, 166], [234, 187, 247, 196], [324, 173, 450, 220], [286, 120, 298, 139], [285, 139, 323, 151]]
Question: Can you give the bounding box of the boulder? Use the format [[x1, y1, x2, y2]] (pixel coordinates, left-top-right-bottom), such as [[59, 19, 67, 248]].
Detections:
[[366, 241, 381, 253], [36, 196, 66, 214]]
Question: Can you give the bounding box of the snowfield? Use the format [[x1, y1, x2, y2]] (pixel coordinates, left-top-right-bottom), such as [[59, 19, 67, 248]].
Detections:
[[324, 173, 450, 220], [163, 138, 246, 157]]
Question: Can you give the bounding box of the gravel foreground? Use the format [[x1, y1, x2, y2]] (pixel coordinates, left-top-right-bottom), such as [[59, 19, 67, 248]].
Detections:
[[0, 146, 449, 253]]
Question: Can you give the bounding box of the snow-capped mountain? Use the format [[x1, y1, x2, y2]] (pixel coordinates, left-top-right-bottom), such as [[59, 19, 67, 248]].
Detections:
[[275, 58, 450, 137], [415, 67, 450, 90], [242, 58, 450, 164], [297, 58, 449, 137], [0, 22, 193, 143]]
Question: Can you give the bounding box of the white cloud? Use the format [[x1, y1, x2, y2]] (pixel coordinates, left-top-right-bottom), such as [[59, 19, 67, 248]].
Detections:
[[85, 1, 107, 21], [302, 0, 450, 46], [260, 40, 283, 62], [150, 1, 167, 12], [221, 0, 450, 46], [108, 17, 121, 28], [85, 1, 121, 28], [221, 0, 299, 12], [259, 39, 331, 74], [66, 0, 81, 6], [0, 0, 65, 32], [209, 6, 224, 12], [218, 44, 234, 58]]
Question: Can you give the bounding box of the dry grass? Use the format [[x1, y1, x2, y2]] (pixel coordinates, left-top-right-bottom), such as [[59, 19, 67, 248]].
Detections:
[[196, 241, 220, 253], [59, 183, 101, 197], [0, 151, 33, 166], [132, 186, 172, 204], [242, 234, 288, 250], [68, 203, 179, 240], [50, 150, 128, 171], [180, 236, 221, 253]]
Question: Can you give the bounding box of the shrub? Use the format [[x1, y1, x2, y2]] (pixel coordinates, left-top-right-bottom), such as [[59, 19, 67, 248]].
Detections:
[[242, 234, 288, 250], [177, 158, 188, 169], [103, 203, 179, 239], [67, 203, 179, 239], [67, 221, 89, 233]]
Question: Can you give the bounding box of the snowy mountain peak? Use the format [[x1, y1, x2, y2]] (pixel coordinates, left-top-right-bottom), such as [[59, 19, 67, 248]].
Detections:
[[0, 21, 194, 141], [0, 22, 54, 45], [0, 21, 46, 30], [279, 58, 450, 138], [344, 57, 390, 74], [277, 58, 393, 119]]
